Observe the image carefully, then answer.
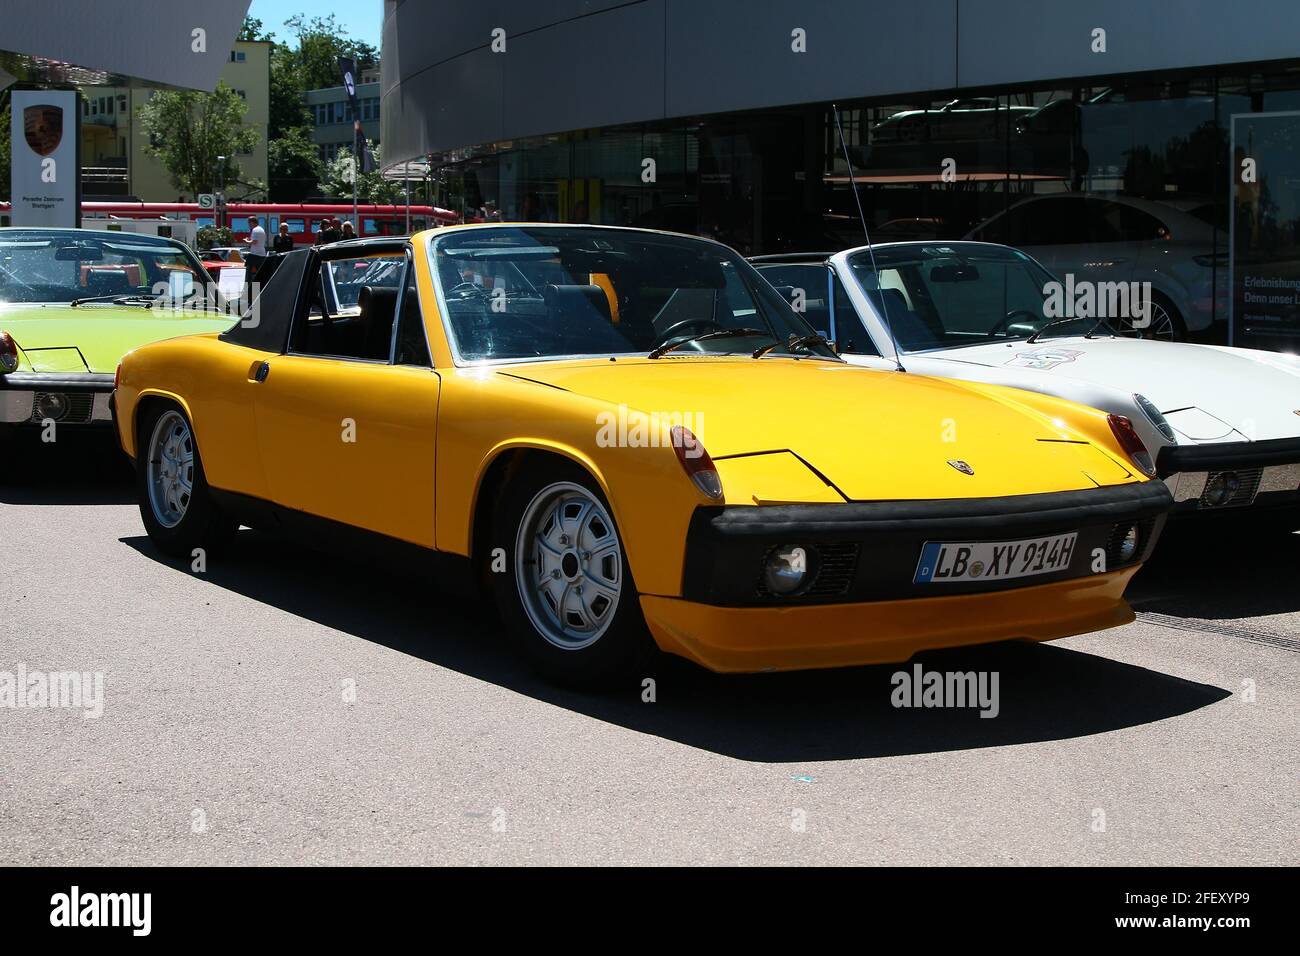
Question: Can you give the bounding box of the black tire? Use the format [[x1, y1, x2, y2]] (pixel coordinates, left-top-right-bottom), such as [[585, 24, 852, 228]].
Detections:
[[135, 401, 237, 559], [491, 457, 658, 688]]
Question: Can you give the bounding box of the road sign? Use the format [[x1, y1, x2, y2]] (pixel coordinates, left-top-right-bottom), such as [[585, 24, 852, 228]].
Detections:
[[197, 193, 216, 209]]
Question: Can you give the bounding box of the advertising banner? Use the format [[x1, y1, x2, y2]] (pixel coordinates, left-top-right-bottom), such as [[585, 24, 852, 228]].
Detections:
[[8, 89, 81, 228], [1231, 110, 1300, 350]]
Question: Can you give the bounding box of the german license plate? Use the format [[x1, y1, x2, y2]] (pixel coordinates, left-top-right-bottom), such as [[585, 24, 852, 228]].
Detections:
[[913, 532, 1078, 584]]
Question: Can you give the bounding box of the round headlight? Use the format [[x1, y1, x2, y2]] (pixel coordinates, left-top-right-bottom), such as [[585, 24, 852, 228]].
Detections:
[[1117, 525, 1140, 563], [1134, 394, 1176, 443], [764, 545, 809, 595], [34, 392, 69, 422], [1203, 472, 1240, 507]]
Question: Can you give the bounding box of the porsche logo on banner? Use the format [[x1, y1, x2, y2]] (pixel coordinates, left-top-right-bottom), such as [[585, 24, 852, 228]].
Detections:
[[9, 89, 79, 227], [22, 104, 64, 157]]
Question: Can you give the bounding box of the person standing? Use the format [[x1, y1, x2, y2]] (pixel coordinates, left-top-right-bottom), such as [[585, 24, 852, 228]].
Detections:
[[247, 217, 267, 256], [340, 220, 356, 240], [271, 222, 295, 254]]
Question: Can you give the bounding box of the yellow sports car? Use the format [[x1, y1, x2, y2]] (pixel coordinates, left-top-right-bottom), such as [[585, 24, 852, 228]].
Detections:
[[113, 225, 1173, 685]]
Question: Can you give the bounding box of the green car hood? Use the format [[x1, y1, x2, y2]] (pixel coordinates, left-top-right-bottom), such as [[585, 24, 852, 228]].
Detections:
[[0, 303, 233, 373]]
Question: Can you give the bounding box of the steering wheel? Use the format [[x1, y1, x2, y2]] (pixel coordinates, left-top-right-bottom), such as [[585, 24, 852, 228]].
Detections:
[[447, 281, 489, 299], [653, 317, 719, 348], [986, 309, 1041, 338]]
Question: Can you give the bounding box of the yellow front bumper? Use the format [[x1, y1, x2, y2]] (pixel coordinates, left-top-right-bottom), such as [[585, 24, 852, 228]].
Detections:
[[639, 567, 1139, 673]]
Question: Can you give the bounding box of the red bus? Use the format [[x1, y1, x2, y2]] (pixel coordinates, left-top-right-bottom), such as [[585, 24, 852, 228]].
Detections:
[[0, 201, 459, 243]]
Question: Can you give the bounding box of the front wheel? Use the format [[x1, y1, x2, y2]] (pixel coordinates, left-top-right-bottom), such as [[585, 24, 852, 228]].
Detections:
[[492, 459, 657, 687], [136, 402, 237, 558]]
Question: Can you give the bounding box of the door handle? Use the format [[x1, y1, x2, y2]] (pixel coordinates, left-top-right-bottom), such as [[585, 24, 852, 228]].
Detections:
[[249, 360, 270, 383]]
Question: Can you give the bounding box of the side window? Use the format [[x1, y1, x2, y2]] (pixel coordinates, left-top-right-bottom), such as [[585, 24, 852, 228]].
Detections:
[[755, 264, 831, 336], [394, 260, 432, 367], [1086, 199, 1126, 243], [1119, 204, 1167, 241], [291, 253, 406, 361], [833, 274, 879, 356]]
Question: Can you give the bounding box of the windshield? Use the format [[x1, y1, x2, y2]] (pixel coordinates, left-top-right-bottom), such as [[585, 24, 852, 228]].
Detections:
[[430, 226, 838, 363], [0, 230, 208, 305], [843, 242, 1086, 351]]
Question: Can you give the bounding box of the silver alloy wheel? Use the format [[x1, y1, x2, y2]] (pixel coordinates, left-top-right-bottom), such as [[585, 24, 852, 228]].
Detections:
[[515, 480, 623, 650], [146, 410, 195, 529], [1121, 299, 1177, 341]]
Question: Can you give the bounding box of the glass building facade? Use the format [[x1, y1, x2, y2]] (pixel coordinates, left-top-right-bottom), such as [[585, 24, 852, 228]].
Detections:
[[427, 63, 1300, 351]]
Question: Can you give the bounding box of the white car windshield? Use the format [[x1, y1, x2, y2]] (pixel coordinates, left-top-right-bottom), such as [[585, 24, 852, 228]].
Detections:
[[843, 242, 1088, 351]]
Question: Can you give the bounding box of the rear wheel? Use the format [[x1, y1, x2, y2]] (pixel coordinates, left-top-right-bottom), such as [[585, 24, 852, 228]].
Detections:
[[492, 459, 657, 687], [136, 402, 237, 558], [1117, 291, 1185, 341]]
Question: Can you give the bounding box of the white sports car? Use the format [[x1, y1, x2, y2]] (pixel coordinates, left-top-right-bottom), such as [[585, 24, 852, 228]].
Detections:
[[752, 242, 1300, 520]]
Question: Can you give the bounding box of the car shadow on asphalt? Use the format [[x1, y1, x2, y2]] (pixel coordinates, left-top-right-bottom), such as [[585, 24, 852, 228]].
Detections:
[[0, 431, 134, 506], [1128, 521, 1300, 620], [121, 529, 1232, 763]]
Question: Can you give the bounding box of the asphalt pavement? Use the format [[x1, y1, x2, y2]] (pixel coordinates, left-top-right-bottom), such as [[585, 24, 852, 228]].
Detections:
[[1, 431, 1296, 865]]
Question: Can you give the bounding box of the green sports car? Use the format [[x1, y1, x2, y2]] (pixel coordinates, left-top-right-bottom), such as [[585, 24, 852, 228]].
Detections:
[[0, 228, 237, 437]]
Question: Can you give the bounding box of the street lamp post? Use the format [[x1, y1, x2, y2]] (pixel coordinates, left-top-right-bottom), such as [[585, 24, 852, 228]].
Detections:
[[216, 155, 226, 232]]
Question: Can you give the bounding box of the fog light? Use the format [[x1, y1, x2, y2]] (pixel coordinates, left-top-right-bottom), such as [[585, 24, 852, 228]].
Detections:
[[1117, 525, 1140, 563], [1203, 472, 1240, 507], [34, 392, 69, 421], [764, 545, 809, 595]]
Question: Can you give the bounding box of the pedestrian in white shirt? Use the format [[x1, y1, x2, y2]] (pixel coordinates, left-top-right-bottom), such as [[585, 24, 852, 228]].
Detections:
[[247, 217, 267, 256]]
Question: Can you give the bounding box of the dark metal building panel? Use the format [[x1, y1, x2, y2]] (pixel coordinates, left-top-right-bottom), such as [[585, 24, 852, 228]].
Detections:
[[503, 2, 666, 141], [957, 0, 1300, 89], [381, 0, 1300, 166], [383, 46, 506, 166], [0, 0, 251, 91], [664, 0, 957, 117]]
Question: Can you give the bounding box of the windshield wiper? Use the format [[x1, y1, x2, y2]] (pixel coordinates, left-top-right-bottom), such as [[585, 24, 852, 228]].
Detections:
[[1025, 317, 1085, 344], [647, 327, 774, 359], [751, 332, 832, 359], [68, 293, 156, 308]]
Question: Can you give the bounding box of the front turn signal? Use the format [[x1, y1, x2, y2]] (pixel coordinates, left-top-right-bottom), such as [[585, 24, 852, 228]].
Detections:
[[671, 425, 723, 500], [1108, 414, 1156, 478]]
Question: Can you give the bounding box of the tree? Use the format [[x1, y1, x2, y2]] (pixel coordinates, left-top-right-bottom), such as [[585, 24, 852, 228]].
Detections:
[[138, 83, 259, 197], [285, 14, 378, 90], [269, 45, 312, 133], [268, 126, 321, 203], [239, 16, 274, 42], [0, 98, 10, 203], [319, 143, 401, 205]]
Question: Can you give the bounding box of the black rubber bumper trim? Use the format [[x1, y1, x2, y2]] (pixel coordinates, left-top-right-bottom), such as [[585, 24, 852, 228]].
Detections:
[[0, 372, 114, 392], [682, 480, 1173, 607], [1157, 437, 1300, 477]]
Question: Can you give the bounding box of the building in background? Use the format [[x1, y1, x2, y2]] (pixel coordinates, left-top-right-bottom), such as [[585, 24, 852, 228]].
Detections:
[[381, 0, 1300, 352], [79, 39, 271, 201], [306, 65, 381, 165]]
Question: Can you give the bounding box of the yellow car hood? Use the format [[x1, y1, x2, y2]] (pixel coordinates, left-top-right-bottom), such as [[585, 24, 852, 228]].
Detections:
[[500, 356, 1135, 501]]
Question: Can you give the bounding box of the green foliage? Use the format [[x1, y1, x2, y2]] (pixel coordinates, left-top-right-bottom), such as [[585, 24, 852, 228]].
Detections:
[[239, 16, 274, 42], [0, 98, 10, 204], [196, 224, 234, 250], [138, 83, 259, 197], [268, 126, 321, 203], [319, 144, 401, 204], [269, 45, 312, 133], [285, 14, 378, 90]]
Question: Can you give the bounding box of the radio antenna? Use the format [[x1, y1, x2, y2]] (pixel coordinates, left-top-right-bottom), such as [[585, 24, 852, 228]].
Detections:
[[832, 104, 904, 372]]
